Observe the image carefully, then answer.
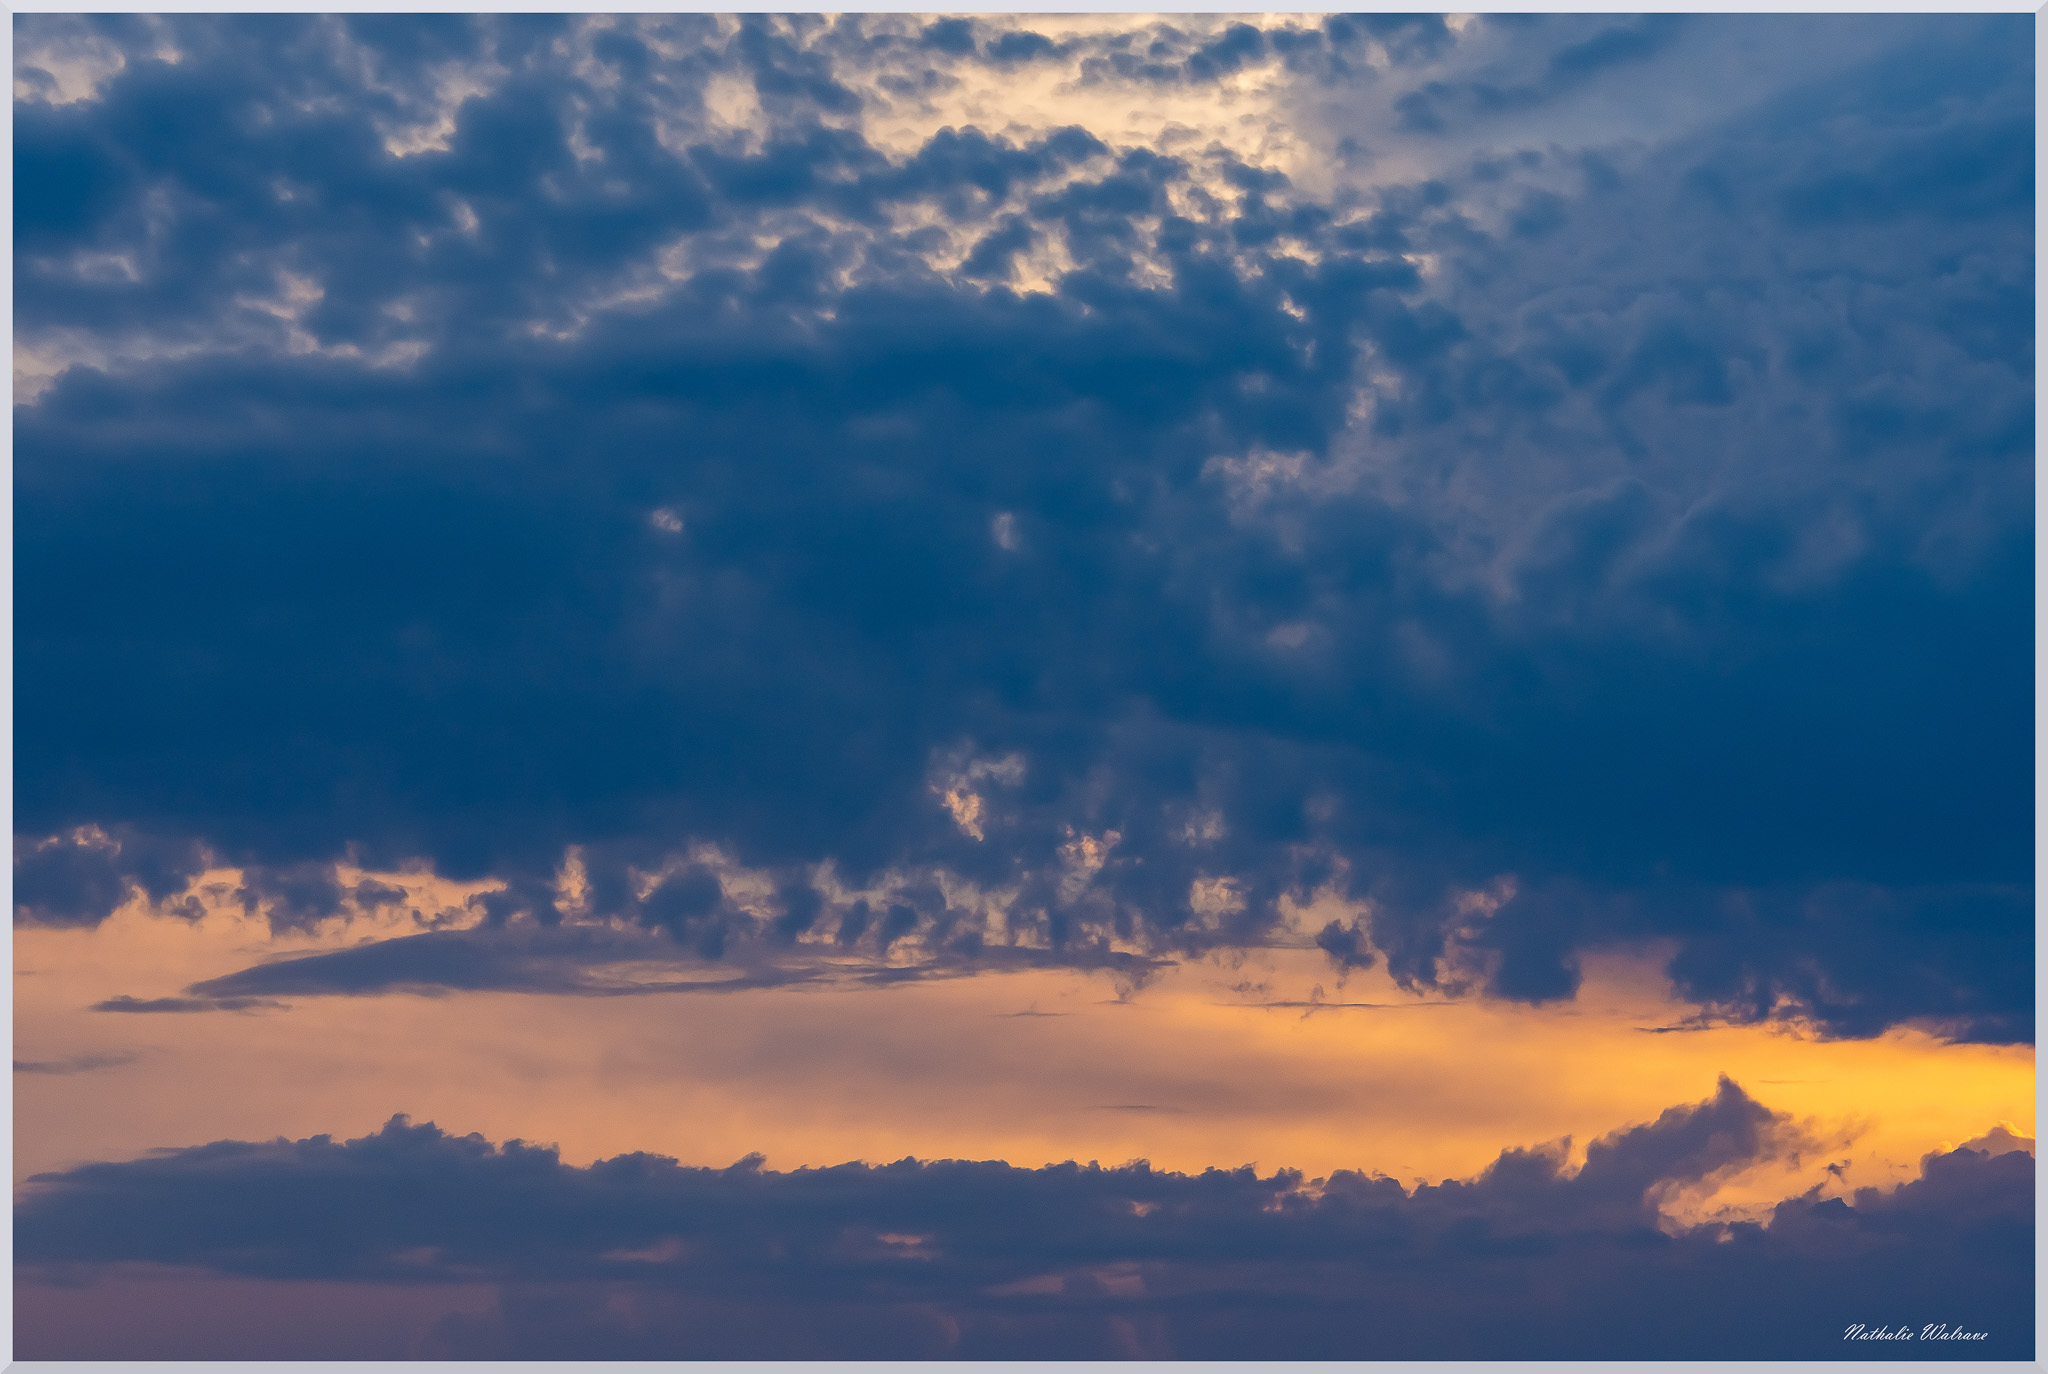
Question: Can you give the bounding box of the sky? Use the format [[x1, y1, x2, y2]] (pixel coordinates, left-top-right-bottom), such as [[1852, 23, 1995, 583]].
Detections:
[[11, 10, 2037, 1361]]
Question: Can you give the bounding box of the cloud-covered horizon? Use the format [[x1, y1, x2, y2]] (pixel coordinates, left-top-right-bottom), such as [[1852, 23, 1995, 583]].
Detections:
[[14, 1076, 2034, 1358], [14, 14, 2033, 1049]]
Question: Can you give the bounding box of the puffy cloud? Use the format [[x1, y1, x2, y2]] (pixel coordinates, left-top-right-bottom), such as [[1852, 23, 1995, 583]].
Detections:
[[14, 15, 2032, 1040], [14, 1078, 2033, 1358], [13, 827, 209, 926]]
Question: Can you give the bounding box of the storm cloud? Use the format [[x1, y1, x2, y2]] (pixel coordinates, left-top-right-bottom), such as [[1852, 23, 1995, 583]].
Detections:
[[15, 14, 2033, 1040]]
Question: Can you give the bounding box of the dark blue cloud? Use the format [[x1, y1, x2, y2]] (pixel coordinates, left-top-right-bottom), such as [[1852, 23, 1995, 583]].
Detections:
[[13, 827, 208, 926], [13, 14, 2033, 1040], [14, 1079, 2034, 1358]]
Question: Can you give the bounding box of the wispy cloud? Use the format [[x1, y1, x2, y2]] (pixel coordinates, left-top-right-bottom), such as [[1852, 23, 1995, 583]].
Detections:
[[14, 1051, 139, 1075]]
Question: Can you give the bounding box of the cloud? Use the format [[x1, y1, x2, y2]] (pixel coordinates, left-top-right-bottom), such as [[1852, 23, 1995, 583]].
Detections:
[[13, 15, 2032, 1042], [14, 1078, 2033, 1358], [92, 918, 1167, 1008], [1955, 1124, 2033, 1159], [14, 827, 209, 926], [1392, 16, 1690, 135], [14, 1051, 139, 1075], [93, 994, 284, 1014]]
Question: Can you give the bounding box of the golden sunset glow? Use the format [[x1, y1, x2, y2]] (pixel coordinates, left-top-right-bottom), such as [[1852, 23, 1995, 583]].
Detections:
[[17, 897, 2030, 1210]]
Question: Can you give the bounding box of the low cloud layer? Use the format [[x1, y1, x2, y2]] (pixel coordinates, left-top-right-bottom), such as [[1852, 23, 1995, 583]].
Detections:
[[15, 1078, 2033, 1358], [15, 14, 2033, 1041]]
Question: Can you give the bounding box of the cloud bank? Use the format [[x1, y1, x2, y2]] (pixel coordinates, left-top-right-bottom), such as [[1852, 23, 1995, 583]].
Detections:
[[15, 1078, 2033, 1358], [15, 14, 2033, 1040]]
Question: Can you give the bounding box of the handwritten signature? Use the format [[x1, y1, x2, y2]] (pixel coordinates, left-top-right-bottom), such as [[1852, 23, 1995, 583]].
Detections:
[[1844, 1324, 1988, 1342]]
